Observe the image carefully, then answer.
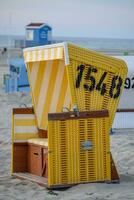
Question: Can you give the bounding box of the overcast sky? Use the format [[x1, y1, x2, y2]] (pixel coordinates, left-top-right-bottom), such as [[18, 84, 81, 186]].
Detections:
[[0, 0, 134, 38]]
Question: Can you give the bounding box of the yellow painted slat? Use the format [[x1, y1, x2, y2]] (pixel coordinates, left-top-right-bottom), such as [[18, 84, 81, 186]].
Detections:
[[11, 110, 14, 174], [56, 68, 68, 112], [14, 133, 39, 140], [40, 60, 59, 128], [35, 60, 53, 128], [12, 111, 39, 141], [14, 119, 36, 126], [33, 61, 46, 105], [49, 61, 65, 113]]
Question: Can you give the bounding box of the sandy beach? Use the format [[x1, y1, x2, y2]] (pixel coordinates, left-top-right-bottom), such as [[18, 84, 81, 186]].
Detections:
[[0, 84, 134, 200]]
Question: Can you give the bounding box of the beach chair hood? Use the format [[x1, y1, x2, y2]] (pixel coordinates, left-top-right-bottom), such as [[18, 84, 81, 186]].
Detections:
[[23, 42, 128, 130]]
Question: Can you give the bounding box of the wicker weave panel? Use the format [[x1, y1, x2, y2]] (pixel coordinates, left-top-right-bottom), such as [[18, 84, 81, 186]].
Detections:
[[48, 113, 111, 187], [66, 43, 128, 129]]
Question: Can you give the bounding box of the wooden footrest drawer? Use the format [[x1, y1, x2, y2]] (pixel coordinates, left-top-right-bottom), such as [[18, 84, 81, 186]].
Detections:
[[28, 145, 42, 176]]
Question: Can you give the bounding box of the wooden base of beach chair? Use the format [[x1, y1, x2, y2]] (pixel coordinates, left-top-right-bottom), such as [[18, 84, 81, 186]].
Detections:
[[110, 153, 120, 183], [13, 141, 48, 177], [12, 140, 119, 188], [12, 172, 48, 187], [12, 154, 120, 188]]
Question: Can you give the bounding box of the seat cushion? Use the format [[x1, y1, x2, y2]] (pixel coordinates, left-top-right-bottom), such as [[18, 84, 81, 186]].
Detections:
[[28, 138, 48, 146]]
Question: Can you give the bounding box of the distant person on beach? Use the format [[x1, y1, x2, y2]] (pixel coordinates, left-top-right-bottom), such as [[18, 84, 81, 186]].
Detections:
[[2, 47, 7, 55]]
